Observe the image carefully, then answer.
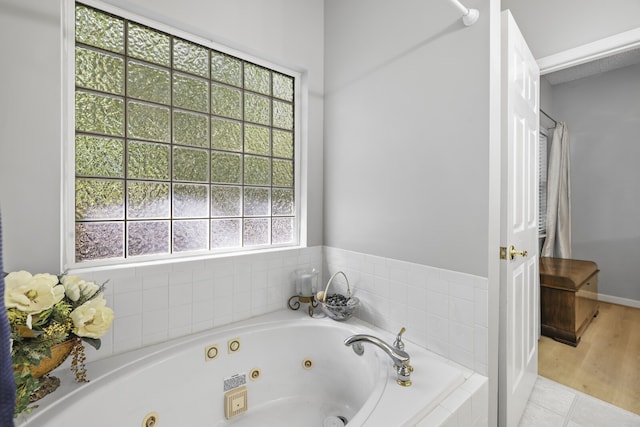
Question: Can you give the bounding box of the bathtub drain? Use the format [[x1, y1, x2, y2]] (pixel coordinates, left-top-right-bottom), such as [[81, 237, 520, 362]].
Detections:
[[142, 412, 159, 427], [323, 415, 347, 426]]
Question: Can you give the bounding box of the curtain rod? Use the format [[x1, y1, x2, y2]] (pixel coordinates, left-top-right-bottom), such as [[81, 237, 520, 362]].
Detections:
[[540, 109, 558, 126], [446, 0, 480, 26]]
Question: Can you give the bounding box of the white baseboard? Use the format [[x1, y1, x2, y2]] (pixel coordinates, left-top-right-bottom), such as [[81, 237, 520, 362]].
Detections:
[[598, 293, 640, 309]]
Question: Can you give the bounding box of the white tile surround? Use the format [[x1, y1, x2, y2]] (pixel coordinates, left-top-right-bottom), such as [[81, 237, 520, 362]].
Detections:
[[73, 245, 488, 377], [323, 246, 489, 376], [72, 246, 323, 361]]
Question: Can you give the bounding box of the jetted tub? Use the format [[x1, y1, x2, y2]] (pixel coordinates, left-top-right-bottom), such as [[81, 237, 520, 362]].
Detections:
[[16, 310, 465, 427]]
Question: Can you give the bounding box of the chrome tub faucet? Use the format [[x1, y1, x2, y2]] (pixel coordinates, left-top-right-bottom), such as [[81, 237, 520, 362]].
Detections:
[[344, 327, 413, 386]]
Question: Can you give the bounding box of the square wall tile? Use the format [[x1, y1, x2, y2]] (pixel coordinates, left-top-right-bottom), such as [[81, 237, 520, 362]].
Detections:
[[209, 259, 234, 278], [141, 272, 169, 289], [233, 291, 252, 314], [114, 290, 142, 318], [169, 305, 192, 329], [192, 300, 214, 324], [143, 308, 169, 338], [408, 283, 428, 309], [388, 280, 408, 305], [428, 314, 450, 343], [450, 322, 474, 353], [450, 281, 475, 301], [387, 258, 410, 283], [427, 275, 450, 295], [143, 287, 168, 311], [113, 314, 142, 352], [169, 269, 193, 286], [135, 263, 171, 277], [111, 276, 143, 294], [427, 290, 449, 319], [450, 297, 475, 327], [407, 307, 428, 343], [475, 288, 488, 327], [169, 282, 192, 307], [450, 344, 474, 369], [193, 279, 214, 302], [387, 300, 408, 333], [474, 326, 488, 369], [214, 275, 234, 297]]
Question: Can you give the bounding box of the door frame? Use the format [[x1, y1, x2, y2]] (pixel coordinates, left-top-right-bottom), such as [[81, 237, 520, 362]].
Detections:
[[488, 21, 640, 427], [537, 26, 640, 75]]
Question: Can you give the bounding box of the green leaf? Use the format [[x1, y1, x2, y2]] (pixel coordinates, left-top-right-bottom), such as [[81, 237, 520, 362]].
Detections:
[[13, 367, 40, 416], [82, 337, 101, 350]]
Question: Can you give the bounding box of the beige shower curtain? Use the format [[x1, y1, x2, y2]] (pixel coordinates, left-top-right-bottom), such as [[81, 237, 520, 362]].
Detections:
[[541, 122, 571, 258]]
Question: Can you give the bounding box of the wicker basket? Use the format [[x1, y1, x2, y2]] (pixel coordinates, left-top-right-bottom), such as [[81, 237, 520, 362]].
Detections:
[[29, 339, 75, 378]]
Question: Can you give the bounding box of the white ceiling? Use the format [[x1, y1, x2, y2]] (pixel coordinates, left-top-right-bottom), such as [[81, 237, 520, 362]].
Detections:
[[543, 46, 640, 85]]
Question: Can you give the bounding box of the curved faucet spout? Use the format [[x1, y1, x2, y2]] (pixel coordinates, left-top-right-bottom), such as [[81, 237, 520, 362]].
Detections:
[[344, 334, 410, 369]]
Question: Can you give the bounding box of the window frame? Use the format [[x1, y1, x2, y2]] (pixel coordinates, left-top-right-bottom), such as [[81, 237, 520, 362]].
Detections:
[[62, 0, 305, 270]]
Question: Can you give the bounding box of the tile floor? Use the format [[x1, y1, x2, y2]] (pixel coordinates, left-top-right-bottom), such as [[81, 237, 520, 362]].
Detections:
[[519, 376, 640, 427]]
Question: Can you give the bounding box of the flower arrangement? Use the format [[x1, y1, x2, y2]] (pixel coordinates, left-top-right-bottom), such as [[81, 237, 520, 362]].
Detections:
[[4, 271, 114, 416]]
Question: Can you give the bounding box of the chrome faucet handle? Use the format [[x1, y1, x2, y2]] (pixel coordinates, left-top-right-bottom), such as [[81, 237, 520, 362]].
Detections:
[[393, 329, 413, 387], [344, 333, 413, 387], [393, 327, 406, 351]]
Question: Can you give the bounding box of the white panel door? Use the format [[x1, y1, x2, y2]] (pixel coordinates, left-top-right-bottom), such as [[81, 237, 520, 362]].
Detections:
[[499, 10, 540, 427]]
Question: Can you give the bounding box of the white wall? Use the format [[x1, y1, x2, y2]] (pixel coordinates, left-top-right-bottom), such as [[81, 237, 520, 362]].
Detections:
[[0, 0, 325, 358], [0, 1, 62, 274], [0, 0, 325, 273], [502, 0, 640, 59], [324, 0, 492, 277], [550, 63, 640, 303], [540, 77, 554, 118]]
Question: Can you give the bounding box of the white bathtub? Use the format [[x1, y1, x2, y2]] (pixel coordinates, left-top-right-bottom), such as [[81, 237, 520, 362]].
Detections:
[[16, 310, 465, 427]]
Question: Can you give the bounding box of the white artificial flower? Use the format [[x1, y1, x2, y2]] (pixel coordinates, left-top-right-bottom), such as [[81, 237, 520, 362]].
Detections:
[[61, 274, 83, 301], [61, 275, 99, 302], [70, 295, 114, 339], [4, 271, 64, 314]]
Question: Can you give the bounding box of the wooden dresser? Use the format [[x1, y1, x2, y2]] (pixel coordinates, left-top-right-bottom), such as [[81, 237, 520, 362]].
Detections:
[[539, 257, 599, 347]]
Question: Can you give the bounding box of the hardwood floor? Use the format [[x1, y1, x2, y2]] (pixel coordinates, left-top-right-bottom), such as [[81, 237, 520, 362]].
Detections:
[[538, 301, 640, 415]]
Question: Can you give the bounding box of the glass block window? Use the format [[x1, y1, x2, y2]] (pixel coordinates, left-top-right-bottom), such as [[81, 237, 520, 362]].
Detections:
[[73, 3, 296, 263]]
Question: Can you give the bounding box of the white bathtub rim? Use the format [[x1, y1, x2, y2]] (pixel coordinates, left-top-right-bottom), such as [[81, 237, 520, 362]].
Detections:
[[15, 310, 388, 426], [15, 309, 468, 427]]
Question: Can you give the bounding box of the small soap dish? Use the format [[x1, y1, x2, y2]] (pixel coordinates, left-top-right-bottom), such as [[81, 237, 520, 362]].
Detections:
[[317, 271, 359, 321]]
